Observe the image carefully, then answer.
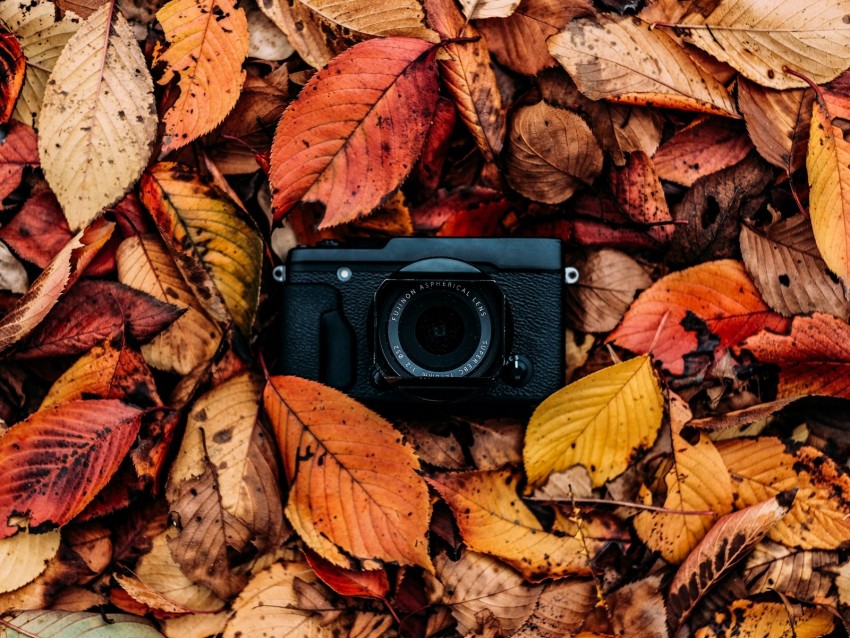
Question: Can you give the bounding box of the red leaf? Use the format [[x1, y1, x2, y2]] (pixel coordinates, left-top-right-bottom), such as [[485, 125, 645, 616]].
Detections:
[[0, 29, 25, 124], [19, 279, 184, 359], [270, 37, 440, 227], [0, 121, 39, 201], [0, 182, 73, 268], [304, 549, 390, 599], [0, 399, 143, 537], [412, 187, 511, 232], [608, 151, 673, 244], [414, 97, 457, 193]]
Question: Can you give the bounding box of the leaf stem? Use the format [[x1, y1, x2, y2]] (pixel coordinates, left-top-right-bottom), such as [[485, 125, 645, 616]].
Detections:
[[533, 496, 716, 516]]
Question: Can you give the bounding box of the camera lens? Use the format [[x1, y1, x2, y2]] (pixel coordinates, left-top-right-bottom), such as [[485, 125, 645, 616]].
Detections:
[[415, 305, 464, 355]]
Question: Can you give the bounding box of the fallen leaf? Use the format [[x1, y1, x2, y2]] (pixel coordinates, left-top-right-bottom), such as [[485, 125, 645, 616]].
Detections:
[[155, 0, 248, 153], [113, 573, 192, 614], [460, 0, 519, 19], [668, 491, 795, 623], [414, 97, 457, 192], [304, 550, 390, 599], [435, 550, 543, 635], [476, 0, 593, 76], [608, 576, 668, 638], [19, 279, 184, 359], [0, 182, 72, 268], [116, 234, 222, 375], [468, 419, 524, 470], [525, 355, 663, 487], [694, 599, 834, 638], [807, 100, 850, 287], [0, 27, 25, 124], [302, 0, 437, 39], [141, 162, 262, 337], [737, 78, 812, 173], [608, 151, 674, 244], [0, 399, 142, 538], [38, 3, 157, 230], [0, 219, 113, 354], [679, 0, 850, 89], [512, 579, 597, 638], [0, 529, 61, 594], [505, 101, 602, 204], [651, 117, 754, 187], [428, 468, 601, 580], [160, 613, 229, 638], [549, 15, 739, 117], [740, 214, 849, 319], [0, 243, 27, 294], [608, 260, 788, 375], [271, 37, 439, 226], [264, 375, 433, 571], [565, 249, 652, 333], [744, 540, 837, 602], [246, 2, 294, 60], [0, 611, 166, 637], [741, 313, 850, 399], [0, 120, 38, 202], [0, 0, 80, 127]]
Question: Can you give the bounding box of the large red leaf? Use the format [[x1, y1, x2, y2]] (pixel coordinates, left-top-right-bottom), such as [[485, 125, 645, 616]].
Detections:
[[0, 399, 143, 537], [608, 260, 788, 375], [0, 120, 39, 201], [270, 37, 440, 227]]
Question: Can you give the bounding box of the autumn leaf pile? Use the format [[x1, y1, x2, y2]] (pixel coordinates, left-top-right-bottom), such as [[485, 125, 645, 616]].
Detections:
[[5, 0, 850, 634]]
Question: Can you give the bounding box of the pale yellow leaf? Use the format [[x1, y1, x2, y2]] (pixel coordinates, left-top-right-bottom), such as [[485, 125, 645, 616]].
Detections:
[[460, 0, 520, 19], [160, 612, 228, 638], [524, 355, 663, 488], [38, 3, 156, 230], [0, 529, 60, 594], [301, 0, 438, 39], [680, 0, 850, 90]]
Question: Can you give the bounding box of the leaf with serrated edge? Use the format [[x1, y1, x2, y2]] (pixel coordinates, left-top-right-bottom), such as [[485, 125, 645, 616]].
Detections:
[[679, 0, 850, 90], [693, 600, 834, 638], [0, 0, 80, 127], [435, 551, 543, 635], [716, 437, 850, 549], [141, 162, 262, 337], [116, 235, 221, 375], [113, 574, 192, 614], [0, 529, 60, 594], [744, 540, 837, 602], [740, 215, 849, 319], [223, 562, 339, 638], [428, 468, 601, 580], [808, 100, 850, 286], [0, 611, 166, 637], [263, 375, 433, 571], [0, 400, 142, 538], [525, 355, 663, 488], [549, 15, 738, 117], [271, 37, 440, 226], [668, 491, 794, 623], [38, 3, 156, 231], [155, 0, 247, 153], [302, 0, 437, 39]]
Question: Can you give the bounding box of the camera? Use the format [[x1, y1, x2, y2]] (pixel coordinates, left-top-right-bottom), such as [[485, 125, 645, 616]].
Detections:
[[273, 238, 566, 410]]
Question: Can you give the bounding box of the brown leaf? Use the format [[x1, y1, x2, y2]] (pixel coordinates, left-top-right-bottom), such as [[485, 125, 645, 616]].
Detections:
[[694, 599, 834, 638], [608, 576, 668, 638], [744, 540, 837, 603], [0, 120, 38, 202], [651, 117, 754, 187], [467, 419, 523, 470], [505, 101, 602, 204], [668, 491, 795, 623], [740, 213, 849, 319], [271, 37, 440, 226], [301, 0, 438, 40], [512, 579, 597, 637], [609, 152, 674, 244]]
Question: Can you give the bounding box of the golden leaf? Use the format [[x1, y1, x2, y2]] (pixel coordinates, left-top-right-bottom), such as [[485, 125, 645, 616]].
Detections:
[[0, 529, 60, 595], [694, 599, 834, 638], [301, 0, 438, 39]]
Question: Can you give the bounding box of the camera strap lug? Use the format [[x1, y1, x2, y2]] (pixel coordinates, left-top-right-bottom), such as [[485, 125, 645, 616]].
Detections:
[[564, 267, 579, 285]]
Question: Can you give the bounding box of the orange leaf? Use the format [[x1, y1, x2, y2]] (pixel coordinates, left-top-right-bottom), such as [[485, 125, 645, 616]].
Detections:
[[0, 400, 143, 537], [0, 121, 39, 202], [608, 260, 788, 375], [155, 0, 248, 153], [263, 375, 433, 571], [0, 28, 25, 124], [741, 312, 850, 399], [270, 37, 440, 227]]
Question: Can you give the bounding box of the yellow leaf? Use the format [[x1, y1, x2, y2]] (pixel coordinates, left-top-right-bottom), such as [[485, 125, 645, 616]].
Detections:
[[634, 430, 733, 564], [301, 0, 438, 39], [680, 0, 850, 90], [524, 355, 663, 488], [428, 468, 604, 581], [116, 235, 221, 375], [38, 4, 157, 231], [155, 0, 248, 153], [263, 376, 433, 571], [694, 600, 834, 638], [0, 529, 60, 595], [807, 100, 850, 286], [548, 15, 739, 117]]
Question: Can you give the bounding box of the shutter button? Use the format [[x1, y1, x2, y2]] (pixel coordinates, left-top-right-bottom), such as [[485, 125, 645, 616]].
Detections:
[[502, 355, 533, 386]]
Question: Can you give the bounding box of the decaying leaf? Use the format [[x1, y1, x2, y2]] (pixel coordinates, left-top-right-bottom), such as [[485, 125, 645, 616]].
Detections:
[[263, 375, 433, 571], [608, 576, 668, 638], [525, 355, 663, 487], [301, 0, 437, 39], [512, 578, 597, 638], [0, 529, 61, 594], [744, 540, 838, 602], [505, 101, 602, 204], [0, 121, 39, 204], [694, 599, 834, 638], [608, 151, 673, 244], [271, 37, 440, 226], [38, 3, 156, 230]]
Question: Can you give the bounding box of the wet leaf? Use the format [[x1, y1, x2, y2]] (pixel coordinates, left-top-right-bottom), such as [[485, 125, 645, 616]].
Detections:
[[270, 37, 440, 226], [694, 599, 834, 638], [0, 611, 166, 637], [38, 3, 156, 230], [263, 375, 433, 571], [0, 529, 61, 594], [0, 399, 142, 538], [155, 0, 248, 153], [549, 15, 739, 117], [0, 120, 38, 202], [609, 260, 788, 375], [505, 101, 602, 204], [525, 355, 663, 487]]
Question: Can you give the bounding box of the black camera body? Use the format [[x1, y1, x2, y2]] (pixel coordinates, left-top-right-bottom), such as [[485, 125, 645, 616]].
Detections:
[[274, 238, 565, 411]]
